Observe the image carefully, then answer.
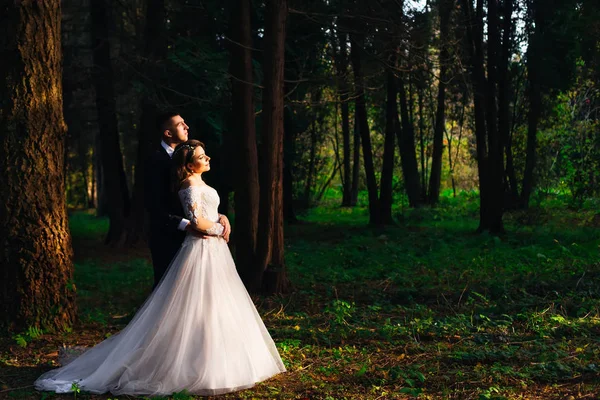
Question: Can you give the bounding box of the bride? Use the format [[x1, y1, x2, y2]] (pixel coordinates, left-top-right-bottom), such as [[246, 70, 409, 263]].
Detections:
[[35, 140, 286, 396]]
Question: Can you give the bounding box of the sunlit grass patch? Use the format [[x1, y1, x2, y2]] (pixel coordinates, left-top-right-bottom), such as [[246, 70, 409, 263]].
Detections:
[[68, 210, 109, 239]]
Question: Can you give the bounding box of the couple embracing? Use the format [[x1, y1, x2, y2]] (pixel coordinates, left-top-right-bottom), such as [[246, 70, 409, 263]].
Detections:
[[35, 112, 286, 396]]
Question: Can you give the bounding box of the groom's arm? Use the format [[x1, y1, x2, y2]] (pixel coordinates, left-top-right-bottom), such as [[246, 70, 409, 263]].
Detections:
[[144, 157, 188, 232]]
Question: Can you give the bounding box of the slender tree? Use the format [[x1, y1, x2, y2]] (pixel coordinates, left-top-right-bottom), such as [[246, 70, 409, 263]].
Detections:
[[350, 33, 380, 224], [379, 65, 398, 224], [255, 0, 290, 294], [229, 0, 261, 282], [428, 0, 454, 204], [521, 0, 542, 208], [498, 0, 518, 207], [460, 0, 504, 233], [333, 29, 353, 207], [0, 0, 76, 330], [90, 0, 131, 244], [350, 119, 361, 206], [123, 0, 168, 245], [397, 73, 422, 207]]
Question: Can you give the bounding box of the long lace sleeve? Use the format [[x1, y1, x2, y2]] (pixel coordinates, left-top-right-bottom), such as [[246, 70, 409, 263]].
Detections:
[[181, 187, 224, 236], [205, 222, 224, 236]]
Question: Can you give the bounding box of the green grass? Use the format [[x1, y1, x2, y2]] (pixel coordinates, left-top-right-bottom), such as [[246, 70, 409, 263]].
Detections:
[[68, 210, 109, 240], [2, 193, 599, 399]]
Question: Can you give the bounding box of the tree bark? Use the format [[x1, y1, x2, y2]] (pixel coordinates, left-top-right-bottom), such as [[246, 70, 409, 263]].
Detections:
[[379, 68, 397, 225], [498, 0, 518, 207], [304, 119, 318, 207], [350, 120, 360, 206], [124, 0, 168, 246], [484, 0, 505, 232], [0, 0, 76, 331], [417, 88, 428, 200], [521, 3, 542, 209], [90, 0, 131, 245], [255, 0, 289, 294], [428, 0, 453, 204], [397, 74, 422, 207], [461, 0, 504, 233], [340, 92, 352, 206], [230, 0, 261, 283], [335, 30, 353, 207], [350, 34, 380, 225]]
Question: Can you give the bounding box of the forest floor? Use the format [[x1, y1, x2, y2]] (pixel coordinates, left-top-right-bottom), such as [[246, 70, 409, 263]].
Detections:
[[1, 193, 600, 399]]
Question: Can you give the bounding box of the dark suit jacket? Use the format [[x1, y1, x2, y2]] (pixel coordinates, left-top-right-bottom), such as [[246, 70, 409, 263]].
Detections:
[[144, 146, 186, 260]]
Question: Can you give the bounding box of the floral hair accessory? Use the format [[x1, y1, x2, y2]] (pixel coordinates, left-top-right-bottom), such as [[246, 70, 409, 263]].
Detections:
[[173, 144, 196, 156]]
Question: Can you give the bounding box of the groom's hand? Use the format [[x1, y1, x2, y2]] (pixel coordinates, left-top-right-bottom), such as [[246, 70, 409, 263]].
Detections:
[[219, 214, 231, 238], [185, 224, 209, 239]]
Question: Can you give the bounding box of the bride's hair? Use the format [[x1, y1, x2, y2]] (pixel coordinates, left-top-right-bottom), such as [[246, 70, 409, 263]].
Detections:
[[172, 139, 206, 191]]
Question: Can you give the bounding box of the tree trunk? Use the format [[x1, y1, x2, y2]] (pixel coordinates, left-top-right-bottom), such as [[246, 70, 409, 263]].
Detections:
[[498, 0, 518, 207], [333, 30, 353, 207], [461, 0, 504, 233], [90, 0, 130, 245], [124, 0, 168, 246], [255, 0, 289, 294], [350, 120, 360, 206], [350, 34, 380, 225], [521, 6, 541, 209], [484, 0, 505, 232], [428, 0, 453, 204], [417, 89, 428, 200], [379, 68, 397, 225], [0, 0, 76, 331], [304, 119, 318, 207], [397, 74, 422, 207], [229, 0, 261, 283], [340, 93, 352, 206]]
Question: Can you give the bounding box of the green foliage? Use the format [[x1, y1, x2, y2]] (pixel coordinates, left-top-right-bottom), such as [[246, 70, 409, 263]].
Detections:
[[4, 201, 599, 399], [12, 326, 43, 348], [70, 381, 81, 399], [536, 65, 600, 202]]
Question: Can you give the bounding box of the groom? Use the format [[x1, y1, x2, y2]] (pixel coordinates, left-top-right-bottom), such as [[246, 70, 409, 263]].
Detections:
[[145, 111, 230, 287]]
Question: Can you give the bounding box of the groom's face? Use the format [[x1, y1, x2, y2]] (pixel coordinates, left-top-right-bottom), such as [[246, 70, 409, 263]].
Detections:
[[165, 115, 189, 144]]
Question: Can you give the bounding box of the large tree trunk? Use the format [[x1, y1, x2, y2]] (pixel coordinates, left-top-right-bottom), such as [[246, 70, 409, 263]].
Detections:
[[254, 0, 289, 294], [0, 0, 76, 331], [90, 0, 130, 245], [428, 0, 453, 204], [350, 34, 380, 225], [379, 68, 397, 225], [397, 74, 422, 207], [230, 0, 261, 283]]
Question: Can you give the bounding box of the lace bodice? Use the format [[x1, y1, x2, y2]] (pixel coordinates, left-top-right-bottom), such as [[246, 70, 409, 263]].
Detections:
[[178, 185, 223, 235]]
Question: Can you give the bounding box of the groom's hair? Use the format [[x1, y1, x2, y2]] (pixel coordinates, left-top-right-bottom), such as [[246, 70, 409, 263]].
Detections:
[[155, 111, 181, 134]]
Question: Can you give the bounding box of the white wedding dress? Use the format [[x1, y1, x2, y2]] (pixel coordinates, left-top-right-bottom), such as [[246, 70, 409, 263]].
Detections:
[[35, 185, 286, 396]]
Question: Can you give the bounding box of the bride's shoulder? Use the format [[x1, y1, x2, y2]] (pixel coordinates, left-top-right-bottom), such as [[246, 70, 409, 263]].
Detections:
[[178, 178, 209, 193], [178, 178, 194, 192]]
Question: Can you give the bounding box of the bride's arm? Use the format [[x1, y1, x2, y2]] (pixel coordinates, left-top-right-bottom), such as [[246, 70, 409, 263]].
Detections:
[[183, 189, 224, 236]]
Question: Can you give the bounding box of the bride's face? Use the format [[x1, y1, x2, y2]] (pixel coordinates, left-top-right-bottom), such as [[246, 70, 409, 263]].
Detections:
[[188, 146, 210, 174]]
